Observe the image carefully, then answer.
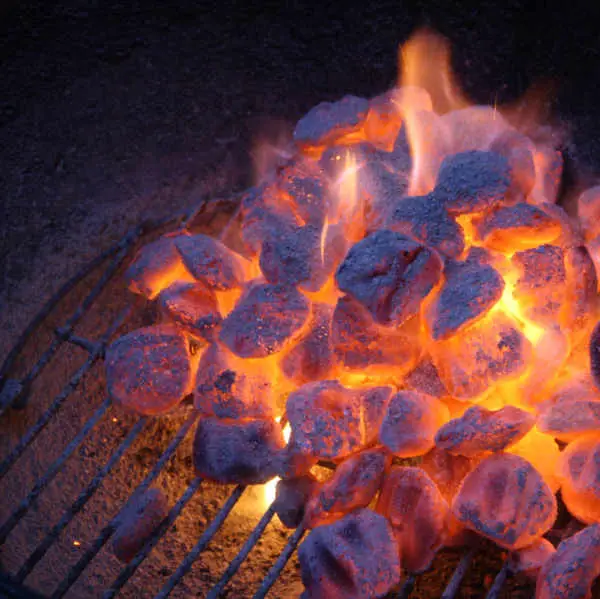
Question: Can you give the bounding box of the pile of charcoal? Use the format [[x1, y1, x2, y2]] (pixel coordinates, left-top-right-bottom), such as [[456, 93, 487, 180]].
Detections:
[[105, 81, 600, 599]]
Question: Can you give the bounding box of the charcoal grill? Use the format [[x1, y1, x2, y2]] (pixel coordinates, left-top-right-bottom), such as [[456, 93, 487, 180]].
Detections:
[[0, 195, 525, 598]]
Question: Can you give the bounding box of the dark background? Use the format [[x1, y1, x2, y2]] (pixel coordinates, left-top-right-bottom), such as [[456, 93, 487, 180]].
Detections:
[[2, 0, 600, 295]]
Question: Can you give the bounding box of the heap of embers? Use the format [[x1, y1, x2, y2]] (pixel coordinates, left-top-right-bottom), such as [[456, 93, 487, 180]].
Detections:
[[105, 31, 600, 598]]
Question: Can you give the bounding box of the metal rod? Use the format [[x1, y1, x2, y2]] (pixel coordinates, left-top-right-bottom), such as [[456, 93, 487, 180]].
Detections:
[[101, 476, 203, 599], [0, 308, 128, 481], [252, 523, 306, 599], [1, 248, 131, 416], [0, 238, 125, 386], [0, 210, 183, 415], [51, 410, 198, 599], [155, 485, 246, 599], [206, 505, 276, 599], [0, 397, 112, 544], [440, 546, 478, 599], [15, 416, 148, 582], [63, 334, 100, 354], [485, 560, 510, 599]]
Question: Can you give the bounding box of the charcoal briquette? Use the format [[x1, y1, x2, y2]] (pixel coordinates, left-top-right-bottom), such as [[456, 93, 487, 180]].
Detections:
[[336, 229, 442, 325], [219, 283, 310, 358], [193, 417, 285, 485], [298, 508, 401, 599]]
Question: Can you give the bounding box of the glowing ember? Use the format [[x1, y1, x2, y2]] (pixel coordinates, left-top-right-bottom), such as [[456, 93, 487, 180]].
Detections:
[[107, 27, 600, 596]]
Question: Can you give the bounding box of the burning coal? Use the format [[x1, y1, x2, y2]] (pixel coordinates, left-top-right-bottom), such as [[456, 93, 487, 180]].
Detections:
[[105, 28, 600, 598]]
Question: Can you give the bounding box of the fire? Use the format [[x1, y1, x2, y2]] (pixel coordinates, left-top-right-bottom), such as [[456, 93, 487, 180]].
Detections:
[[262, 421, 292, 508], [498, 277, 545, 346], [332, 149, 364, 242], [115, 27, 600, 598], [398, 29, 466, 115], [320, 216, 329, 265]]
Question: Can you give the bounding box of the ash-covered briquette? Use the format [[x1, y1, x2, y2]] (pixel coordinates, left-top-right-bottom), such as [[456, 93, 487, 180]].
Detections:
[[125, 234, 186, 298], [577, 185, 600, 240], [193, 417, 285, 484], [536, 524, 600, 599], [541, 202, 581, 245], [378, 390, 449, 458], [193, 342, 274, 419], [404, 358, 449, 398], [280, 303, 336, 385], [259, 222, 327, 290], [285, 381, 392, 461], [293, 95, 369, 149], [175, 233, 247, 290], [336, 229, 443, 326], [430, 307, 531, 399], [303, 448, 389, 528], [237, 183, 295, 257], [362, 158, 411, 232], [157, 281, 221, 339], [387, 193, 465, 258], [434, 150, 512, 214], [219, 282, 310, 358], [424, 247, 505, 341], [112, 488, 169, 563], [452, 453, 557, 550], [474, 202, 562, 251], [274, 437, 318, 480], [273, 474, 318, 529], [512, 244, 566, 324], [298, 508, 401, 599], [563, 244, 598, 331], [435, 405, 535, 457], [509, 538, 556, 579], [559, 436, 600, 524], [331, 294, 418, 373], [590, 322, 600, 390], [278, 162, 331, 226], [105, 324, 192, 415], [537, 396, 600, 442], [376, 466, 449, 574], [489, 130, 536, 199]]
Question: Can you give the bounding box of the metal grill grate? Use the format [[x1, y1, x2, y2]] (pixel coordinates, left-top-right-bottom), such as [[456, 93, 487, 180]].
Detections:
[[0, 197, 518, 599]]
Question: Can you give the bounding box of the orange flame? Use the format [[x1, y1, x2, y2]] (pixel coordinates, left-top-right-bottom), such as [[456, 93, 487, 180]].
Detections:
[[398, 29, 467, 115]]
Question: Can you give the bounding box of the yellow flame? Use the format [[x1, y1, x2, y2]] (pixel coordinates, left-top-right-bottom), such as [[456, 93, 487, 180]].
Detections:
[[499, 279, 545, 346], [262, 422, 291, 508], [336, 151, 359, 216], [320, 216, 329, 265]]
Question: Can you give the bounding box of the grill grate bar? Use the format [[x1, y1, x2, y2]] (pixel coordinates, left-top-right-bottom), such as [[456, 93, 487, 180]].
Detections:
[[485, 560, 510, 599], [61, 333, 101, 354], [206, 504, 276, 599], [154, 484, 246, 599], [0, 397, 112, 544], [0, 201, 517, 599], [15, 415, 149, 582], [0, 239, 126, 413], [0, 308, 129, 482], [440, 545, 477, 599], [252, 523, 306, 599], [1, 247, 132, 415], [51, 411, 199, 599], [100, 476, 203, 599]]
